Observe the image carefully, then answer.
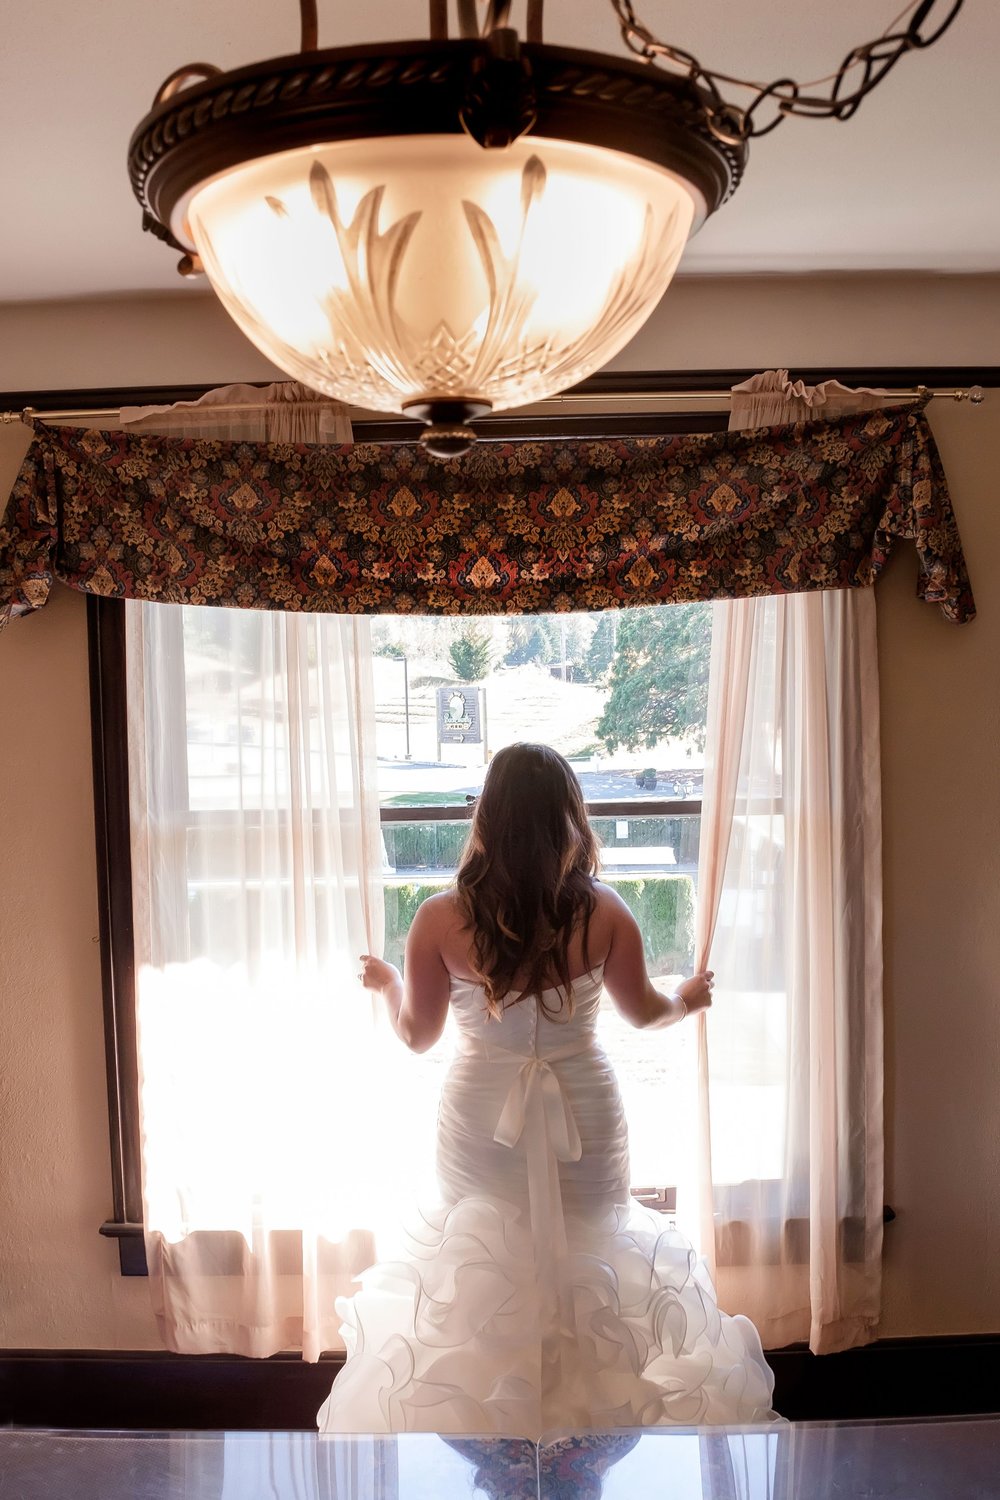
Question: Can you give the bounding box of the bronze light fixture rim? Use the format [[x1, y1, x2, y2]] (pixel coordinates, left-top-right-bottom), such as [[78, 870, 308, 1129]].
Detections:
[[129, 36, 747, 256]]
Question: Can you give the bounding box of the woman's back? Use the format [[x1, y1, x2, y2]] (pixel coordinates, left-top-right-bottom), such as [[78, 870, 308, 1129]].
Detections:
[[318, 745, 776, 1437], [321, 952, 775, 1437], [439, 962, 630, 1223]]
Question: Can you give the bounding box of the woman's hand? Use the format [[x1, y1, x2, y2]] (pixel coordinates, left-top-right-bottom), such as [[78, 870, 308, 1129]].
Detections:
[[357, 954, 401, 994], [675, 969, 715, 1016]]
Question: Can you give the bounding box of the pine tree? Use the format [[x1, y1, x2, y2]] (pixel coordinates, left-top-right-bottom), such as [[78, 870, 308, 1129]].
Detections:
[[596, 604, 711, 751], [583, 612, 617, 682], [448, 626, 494, 682]]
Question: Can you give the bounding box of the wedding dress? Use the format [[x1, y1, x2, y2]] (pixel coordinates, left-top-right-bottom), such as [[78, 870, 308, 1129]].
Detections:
[[317, 966, 776, 1439]]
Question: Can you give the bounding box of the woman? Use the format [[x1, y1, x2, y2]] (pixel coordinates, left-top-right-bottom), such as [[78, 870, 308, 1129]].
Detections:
[[318, 744, 775, 1437]]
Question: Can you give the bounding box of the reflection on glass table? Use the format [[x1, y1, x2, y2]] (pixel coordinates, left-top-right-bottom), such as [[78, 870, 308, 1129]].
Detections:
[[2, 1418, 999, 1499]]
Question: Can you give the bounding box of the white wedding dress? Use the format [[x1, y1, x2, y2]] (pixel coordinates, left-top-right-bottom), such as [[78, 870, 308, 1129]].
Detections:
[[317, 966, 776, 1439]]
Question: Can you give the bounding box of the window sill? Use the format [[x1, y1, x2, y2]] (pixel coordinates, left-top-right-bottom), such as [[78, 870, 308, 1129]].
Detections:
[[100, 1220, 147, 1277]]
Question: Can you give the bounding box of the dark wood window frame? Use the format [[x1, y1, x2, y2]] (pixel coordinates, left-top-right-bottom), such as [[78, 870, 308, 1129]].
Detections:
[[80, 391, 723, 1274], [71, 365, 978, 1274], [90, 596, 705, 1274]]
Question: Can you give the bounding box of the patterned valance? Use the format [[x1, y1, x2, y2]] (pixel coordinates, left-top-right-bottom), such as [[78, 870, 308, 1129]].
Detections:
[[0, 403, 974, 627]]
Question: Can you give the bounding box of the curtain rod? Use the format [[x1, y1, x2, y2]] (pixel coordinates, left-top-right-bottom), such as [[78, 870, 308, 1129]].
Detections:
[[0, 384, 986, 426]]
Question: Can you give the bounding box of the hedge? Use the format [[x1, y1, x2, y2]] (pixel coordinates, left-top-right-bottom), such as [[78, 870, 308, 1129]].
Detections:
[[383, 815, 700, 874], [382, 873, 695, 976]]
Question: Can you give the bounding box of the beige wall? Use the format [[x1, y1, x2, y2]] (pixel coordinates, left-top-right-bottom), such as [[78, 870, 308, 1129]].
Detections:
[[0, 276, 997, 1349], [876, 400, 1000, 1336], [2, 272, 1000, 391], [0, 425, 159, 1346]]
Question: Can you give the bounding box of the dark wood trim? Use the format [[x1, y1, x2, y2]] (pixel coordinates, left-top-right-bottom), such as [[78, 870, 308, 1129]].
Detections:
[[352, 411, 731, 440], [0, 1348, 346, 1433], [97, 1220, 148, 1277], [767, 1334, 1000, 1424], [3, 1336, 998, 1430], [378, 798, 702, 823], [572, 367, 1000, 396], [3, 365, 997, 445], [87, 598, 145, 1276], [161, 799, 701, 826]]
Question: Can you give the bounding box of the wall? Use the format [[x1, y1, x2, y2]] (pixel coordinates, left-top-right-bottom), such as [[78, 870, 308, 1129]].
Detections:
[[875, 400, 1000, 1335], [0, 274, 998, 1349], [2, 272, 1000, 391], [0, 428, 159, 1346]]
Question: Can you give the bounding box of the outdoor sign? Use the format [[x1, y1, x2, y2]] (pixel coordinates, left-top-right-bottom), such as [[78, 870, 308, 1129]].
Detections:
[[437, 685, 482, 745]]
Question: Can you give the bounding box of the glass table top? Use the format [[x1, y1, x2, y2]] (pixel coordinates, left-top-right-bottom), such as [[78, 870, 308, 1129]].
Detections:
[[1, 1417, 998, 1499]]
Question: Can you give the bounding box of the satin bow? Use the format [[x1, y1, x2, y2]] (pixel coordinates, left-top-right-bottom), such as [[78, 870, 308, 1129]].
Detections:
[[493, 1046, 585, 1163]]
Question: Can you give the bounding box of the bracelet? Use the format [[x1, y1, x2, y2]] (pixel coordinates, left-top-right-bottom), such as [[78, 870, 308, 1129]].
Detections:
[[669, 991, 688, 1021]]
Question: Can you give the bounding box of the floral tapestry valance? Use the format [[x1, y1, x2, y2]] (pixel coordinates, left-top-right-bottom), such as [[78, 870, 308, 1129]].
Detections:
[[0, 402, 974, 627]]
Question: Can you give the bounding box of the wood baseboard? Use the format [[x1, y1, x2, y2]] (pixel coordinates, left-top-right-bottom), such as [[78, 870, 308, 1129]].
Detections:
[[2, 1336, 999, 1431], [767, 1335, 1000, 1422], [0, 1349, 346, 1432]]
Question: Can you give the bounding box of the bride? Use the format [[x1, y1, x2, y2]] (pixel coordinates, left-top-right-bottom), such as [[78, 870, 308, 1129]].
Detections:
[[318, 743, 776, 1438]]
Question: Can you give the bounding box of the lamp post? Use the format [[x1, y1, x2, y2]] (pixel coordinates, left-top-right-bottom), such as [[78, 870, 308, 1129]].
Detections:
[[402, 655, 412, 761]]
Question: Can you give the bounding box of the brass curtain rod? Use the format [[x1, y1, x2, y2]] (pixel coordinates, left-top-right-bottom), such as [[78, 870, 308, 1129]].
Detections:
[[0, 385, 986, 426]]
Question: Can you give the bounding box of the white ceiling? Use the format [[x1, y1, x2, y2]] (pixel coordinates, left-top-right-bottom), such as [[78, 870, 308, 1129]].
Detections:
[[1, 1, 997, 303]]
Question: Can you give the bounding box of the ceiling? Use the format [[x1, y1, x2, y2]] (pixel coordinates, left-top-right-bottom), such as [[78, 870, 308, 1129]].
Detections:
[[1, 1, 997, 303]]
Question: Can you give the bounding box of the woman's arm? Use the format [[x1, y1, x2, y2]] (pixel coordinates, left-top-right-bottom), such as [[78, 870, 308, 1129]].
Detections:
[[600, 885, 713, 1029], [358, 895, 452, 1053]]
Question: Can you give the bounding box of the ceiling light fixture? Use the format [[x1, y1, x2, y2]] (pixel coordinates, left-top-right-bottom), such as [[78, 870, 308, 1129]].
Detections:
[[129, 0, 964, 456]]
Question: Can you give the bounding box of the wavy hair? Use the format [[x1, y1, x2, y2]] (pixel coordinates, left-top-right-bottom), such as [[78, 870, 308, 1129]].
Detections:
[[455, 743, 599, 1019]]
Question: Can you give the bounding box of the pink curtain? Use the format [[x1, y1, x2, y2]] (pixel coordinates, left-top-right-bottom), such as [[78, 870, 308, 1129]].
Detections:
[[685, 371, 886, 1354]]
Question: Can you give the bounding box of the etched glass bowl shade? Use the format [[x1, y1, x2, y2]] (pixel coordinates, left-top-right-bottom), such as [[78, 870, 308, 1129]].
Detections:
[[179, 134, 699, 415]]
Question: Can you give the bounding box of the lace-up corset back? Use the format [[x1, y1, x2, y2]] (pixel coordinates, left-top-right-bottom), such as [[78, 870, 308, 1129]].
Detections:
[[448, 967, 605, 1055]]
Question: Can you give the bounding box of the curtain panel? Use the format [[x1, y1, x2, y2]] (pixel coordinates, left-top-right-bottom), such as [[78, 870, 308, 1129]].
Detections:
[[120, 385, 389, 1361], [0, 402, 974, 628], [685, 372, 887, 1356]]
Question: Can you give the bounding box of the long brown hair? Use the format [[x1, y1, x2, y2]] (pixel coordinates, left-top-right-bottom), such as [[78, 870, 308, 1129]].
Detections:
[[455, 743, 600, 1018]]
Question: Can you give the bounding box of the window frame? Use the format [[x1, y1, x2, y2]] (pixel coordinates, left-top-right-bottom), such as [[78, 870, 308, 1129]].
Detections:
[[91, 583, 889, 1269], [83, 399, 723, 1274], [52, 360, 977, 1266], [88, 598, 707, 1273], [79, 372, 940, 1272]]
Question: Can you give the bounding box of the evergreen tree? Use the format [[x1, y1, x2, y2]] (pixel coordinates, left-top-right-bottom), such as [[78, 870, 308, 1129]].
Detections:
[[583, 612, 617, 682], [502, 615, 557, 667], [448, 626, 494, 682], [596, 604, 711, 751]]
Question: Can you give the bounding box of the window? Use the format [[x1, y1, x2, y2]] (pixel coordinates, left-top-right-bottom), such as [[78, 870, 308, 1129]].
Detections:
[[73, 382, 890, 1360], [89, 411, 730, 1276], [90, 593, 713, 1269], [366, 608, 709, 1206]]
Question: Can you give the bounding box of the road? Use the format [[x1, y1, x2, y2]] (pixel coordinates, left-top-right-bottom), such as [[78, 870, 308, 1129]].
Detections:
[[377, 759, 703, 804]]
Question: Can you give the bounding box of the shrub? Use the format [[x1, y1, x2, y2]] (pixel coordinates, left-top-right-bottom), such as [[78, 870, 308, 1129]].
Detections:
[[382, 873, 695, 977], [382, 821, 469, 872]]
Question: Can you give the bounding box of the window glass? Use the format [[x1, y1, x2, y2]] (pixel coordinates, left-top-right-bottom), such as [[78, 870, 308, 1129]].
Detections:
[[371, 607, 711, 1195], [371, 608, 709, 806]]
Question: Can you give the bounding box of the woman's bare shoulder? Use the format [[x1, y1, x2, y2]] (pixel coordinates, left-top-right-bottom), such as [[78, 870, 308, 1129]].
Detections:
[[591, 880, 633, 918], [577, 880, 631, 966], [411, 888, 467, 934]]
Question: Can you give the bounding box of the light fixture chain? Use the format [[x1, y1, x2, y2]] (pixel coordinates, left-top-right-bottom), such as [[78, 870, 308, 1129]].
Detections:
[[608, 0, 966, 141], [458, 1, 518, 38], [299, 0, 318, 52]]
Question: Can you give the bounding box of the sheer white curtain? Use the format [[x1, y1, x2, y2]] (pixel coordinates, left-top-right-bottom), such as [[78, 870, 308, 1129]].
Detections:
[[122, 384, 404, 1359], [685, 370, 886, 1354]]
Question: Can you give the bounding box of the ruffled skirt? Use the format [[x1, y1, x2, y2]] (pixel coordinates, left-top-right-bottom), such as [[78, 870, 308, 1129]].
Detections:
[[316, 1193, 776, 1439]]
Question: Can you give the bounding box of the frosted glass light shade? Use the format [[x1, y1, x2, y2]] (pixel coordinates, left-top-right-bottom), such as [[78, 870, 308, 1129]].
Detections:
[[180, 134, 698, 416]]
